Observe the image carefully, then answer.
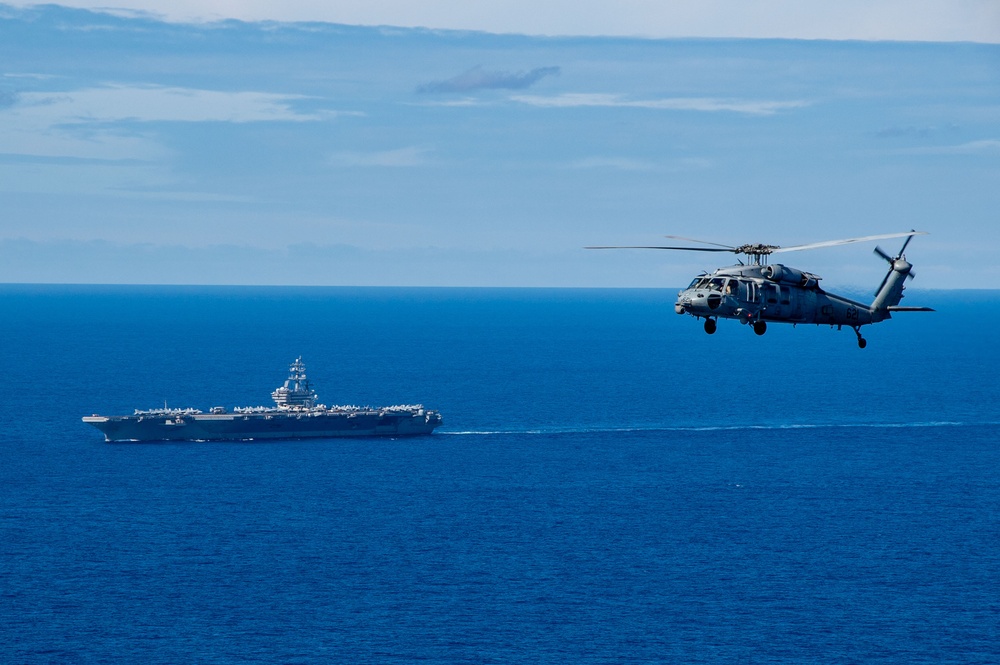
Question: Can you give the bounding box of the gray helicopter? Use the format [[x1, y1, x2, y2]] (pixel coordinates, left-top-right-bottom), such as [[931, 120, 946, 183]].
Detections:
[[588, 231, 932, 348]]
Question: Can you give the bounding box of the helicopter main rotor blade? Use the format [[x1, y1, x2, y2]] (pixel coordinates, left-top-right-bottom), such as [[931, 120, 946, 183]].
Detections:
[[898, 232, 916, 256], [662, 235, 736, 249], [772, 231, 927, 254], [585, 246, 736, 252]]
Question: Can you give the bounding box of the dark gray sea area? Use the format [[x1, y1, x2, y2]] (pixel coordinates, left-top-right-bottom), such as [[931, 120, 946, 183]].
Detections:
[[2, 285, 998, 663]]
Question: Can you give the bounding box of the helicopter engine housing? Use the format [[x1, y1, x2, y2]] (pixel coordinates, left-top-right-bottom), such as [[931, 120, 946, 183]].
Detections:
[[762, 264, 811, 286]]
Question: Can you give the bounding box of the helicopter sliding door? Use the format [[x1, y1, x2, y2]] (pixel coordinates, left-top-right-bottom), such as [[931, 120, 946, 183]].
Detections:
[[763, 282, 808, 321], [762, 283, 784, 319]]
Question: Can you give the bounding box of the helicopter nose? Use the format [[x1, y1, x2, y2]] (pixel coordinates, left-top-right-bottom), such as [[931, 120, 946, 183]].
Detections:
[[675, 293, 693, 315]]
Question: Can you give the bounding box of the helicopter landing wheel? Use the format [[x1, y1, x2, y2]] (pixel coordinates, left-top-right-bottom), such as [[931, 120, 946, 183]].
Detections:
[[853, 327, 867, 349], [752, 320, 767, 336], [704, 318, 717, 335]]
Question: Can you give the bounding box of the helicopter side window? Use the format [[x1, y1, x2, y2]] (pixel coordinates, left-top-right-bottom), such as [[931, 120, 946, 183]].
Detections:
[[725, 279, 739, 297]]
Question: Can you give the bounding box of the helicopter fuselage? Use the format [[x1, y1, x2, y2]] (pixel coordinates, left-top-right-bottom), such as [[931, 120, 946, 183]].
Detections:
[[588, 230, 929, 348], [675, 263, 884, 329]]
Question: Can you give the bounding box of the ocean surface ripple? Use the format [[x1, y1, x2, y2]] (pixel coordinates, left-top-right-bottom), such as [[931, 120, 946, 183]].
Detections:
[[2, 285, 997, 664]]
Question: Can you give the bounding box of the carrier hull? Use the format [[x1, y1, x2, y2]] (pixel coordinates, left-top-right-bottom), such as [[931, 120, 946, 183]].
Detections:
[[83, 410, 442, 442]]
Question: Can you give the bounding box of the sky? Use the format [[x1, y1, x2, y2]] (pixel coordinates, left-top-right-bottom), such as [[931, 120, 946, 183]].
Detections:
[[5, 0, 1000, 42], [1, 2, 998, 288]]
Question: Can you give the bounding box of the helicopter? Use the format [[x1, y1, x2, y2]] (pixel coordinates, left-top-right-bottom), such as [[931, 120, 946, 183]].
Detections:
[[587, 231, 932, 348]]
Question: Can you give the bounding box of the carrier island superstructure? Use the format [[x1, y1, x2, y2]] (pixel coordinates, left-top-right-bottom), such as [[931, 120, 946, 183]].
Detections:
[[83, 357, 443, 442]]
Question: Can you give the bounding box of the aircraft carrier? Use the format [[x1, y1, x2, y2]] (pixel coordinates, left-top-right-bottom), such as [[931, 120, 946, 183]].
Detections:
[[83, 357, 443, 442]]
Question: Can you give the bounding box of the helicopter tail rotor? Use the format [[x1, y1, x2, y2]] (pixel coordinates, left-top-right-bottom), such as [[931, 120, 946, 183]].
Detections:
[[873, 232, 921, 295], [873, 245, 894, 264]]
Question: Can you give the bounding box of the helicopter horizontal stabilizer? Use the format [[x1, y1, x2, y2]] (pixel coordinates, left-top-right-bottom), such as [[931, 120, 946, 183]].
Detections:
[[886, 306, 935, 312]]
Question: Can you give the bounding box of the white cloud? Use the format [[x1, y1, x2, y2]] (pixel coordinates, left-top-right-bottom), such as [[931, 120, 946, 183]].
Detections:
[[6, 0, 998, 42], [15, 85, 330, 124], [0, 84, 344, 160], [511, 93, 809, 116]]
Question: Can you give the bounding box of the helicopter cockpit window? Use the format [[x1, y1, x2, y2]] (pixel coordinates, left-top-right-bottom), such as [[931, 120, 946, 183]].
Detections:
[[687, 278, 702, 289], [708, 278, 726, 291], [725, 279, 739, 296]]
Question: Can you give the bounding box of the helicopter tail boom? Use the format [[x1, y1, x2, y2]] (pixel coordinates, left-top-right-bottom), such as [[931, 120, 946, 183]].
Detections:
[[870, 232, 932, 319], [871, 257, 910, 316]]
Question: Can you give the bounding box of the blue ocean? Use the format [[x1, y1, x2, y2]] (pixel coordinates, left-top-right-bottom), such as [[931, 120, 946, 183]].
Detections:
[[2, 284, 998, 664]]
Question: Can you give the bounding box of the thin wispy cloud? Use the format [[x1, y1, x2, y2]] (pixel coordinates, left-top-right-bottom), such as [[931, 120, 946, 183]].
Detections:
[[106, 189, 259, 203], [409, 97, 484, 108], [511, 93, 809, 115], [876, 125, 942, 138], [566, 156, 713, 172], [327, 146, 431, 167], [568, 157, 657, 171], [0, 122, 168, 161], [417, 66, 560, 94], [0, 83, 350, 160], [10, 85, 335, 124], [902, 139, 1000, 155], [3, 72, 58, 79]]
